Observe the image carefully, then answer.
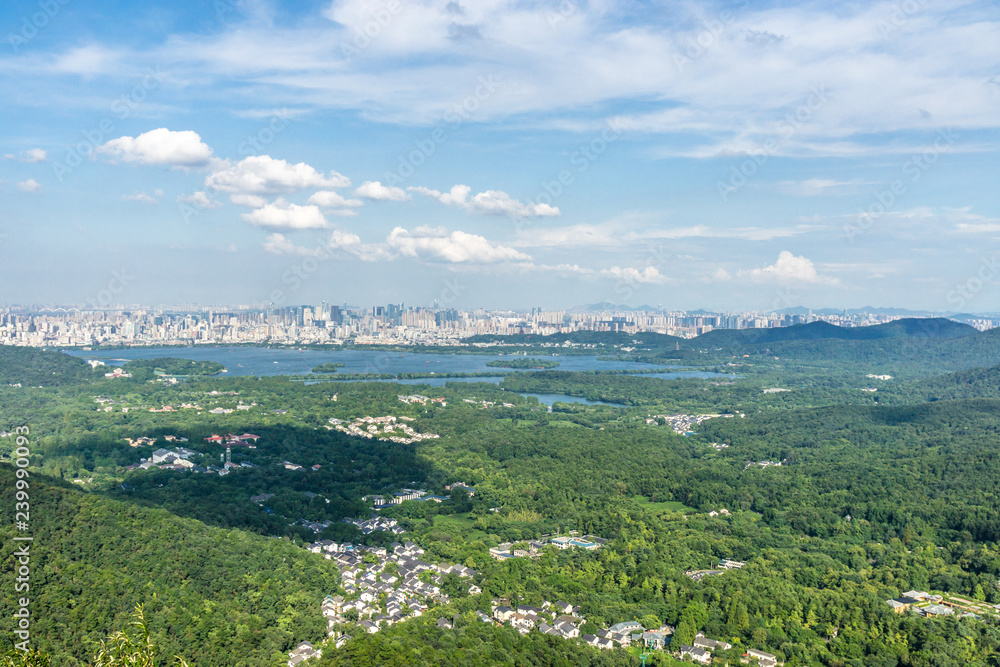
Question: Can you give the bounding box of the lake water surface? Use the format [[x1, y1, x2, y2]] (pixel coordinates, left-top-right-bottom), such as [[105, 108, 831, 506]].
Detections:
[[66, 347, 732, 407], [66, 346, 710, 377]]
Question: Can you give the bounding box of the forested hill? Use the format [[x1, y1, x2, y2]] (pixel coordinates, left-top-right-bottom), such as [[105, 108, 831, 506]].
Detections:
[[884, 363, 1000, 403], [695, 317, 974, 347], [0, 347, 97, 387], [0, 465, 337, 667], [741, 325, 1000, 375]]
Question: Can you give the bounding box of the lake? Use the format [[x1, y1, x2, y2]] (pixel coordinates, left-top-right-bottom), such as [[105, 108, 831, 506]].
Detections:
[[518, 392, 617, 407], [65, 346, 722, 378]]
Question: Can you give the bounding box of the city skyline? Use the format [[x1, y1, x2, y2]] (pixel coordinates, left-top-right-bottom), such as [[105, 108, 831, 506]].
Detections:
[[4, 302, 998, 349], [3, 0, 999, 311]]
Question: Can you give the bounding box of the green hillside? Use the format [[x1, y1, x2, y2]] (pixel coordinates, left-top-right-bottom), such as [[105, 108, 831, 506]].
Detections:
[[0, 465, 338, 667], [696, 317, 975, 346], [0, 348, 97, 387]]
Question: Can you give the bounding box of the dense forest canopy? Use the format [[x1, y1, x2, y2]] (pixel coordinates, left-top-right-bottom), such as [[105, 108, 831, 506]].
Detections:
[[5, 321, 1000, 666]]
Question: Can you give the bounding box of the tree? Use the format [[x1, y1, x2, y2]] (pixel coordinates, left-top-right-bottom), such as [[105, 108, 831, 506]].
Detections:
[[91, 606, 190, 667], [674, 618, 697, 647], [1, 649, 50, 667]]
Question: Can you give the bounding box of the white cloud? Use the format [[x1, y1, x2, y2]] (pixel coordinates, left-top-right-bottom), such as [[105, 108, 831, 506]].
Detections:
[[947, 208, 1000, 234], [98, 129, 214, 167], [469, 189, 559, 218], [178, 191, 223, 209], [513, 222, 815, 249], [230, 193, 268, 208], [262, 229, 390, 261], [241, 198, 328, 229], [536, 263, 597, 276], [122, 189, 162, 204], [514, 223, 621, 248], [20, 148, 47, 163], [51, 44, 122, 75], [599, 266, 668, 284], [409, 184, 471, 207], [774, 178, 869, 196], [635, 225, 814, 242], [409, 184, 560, 218], [14, 1, 1000, 160], [205, 155, 350, 195], [743, 251, 838, 284], [307, 190, 363, 209], [16, 179, 42, 193], [957, 223, 1000, 234], [387, 226, 532, 263], [262, 233, 325, 256], [328, 229, 392, 261], [354, 180, 410, 201]]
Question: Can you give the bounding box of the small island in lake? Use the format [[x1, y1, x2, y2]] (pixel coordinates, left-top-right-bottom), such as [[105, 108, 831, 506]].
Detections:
[[123, 357, 225, 377], [486, 358, 560, 369], [312, 362, 347, 373]]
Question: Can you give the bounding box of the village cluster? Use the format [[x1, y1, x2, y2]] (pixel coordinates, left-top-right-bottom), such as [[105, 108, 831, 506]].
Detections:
[[743, 459, 787, 471], [462, 398, 516, 409], [886, 590, 998, 620], [646, 413, 736, 434], [343, 514, 407, 536], [489, 600, 587, 639], [327, 415, 440, 444], [120, 433, 262, 475], [397, 394, 447, 406], [361, 488, 452, 509], [488, 533, 606, 560], [685, 558, 746, 582], [92, 388, 258, 415], [309, 541, 477, 635]]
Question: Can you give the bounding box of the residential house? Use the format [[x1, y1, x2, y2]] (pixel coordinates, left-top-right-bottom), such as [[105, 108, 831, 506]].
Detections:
[[679, 645, 711, 665], [287, 641, 321, 667], [742, 649, 782, 666], [694, 634, 732, 651]]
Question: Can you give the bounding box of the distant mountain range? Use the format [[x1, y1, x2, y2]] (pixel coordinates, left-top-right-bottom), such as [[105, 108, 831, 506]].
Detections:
[[575, 303, 1000, 320]]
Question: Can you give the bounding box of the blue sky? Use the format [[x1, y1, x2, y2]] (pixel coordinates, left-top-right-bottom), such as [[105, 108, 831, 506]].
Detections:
[[2, 0, 999, 311]]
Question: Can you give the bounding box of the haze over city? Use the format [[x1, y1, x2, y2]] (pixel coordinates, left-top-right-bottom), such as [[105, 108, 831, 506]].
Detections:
[[3, 0, 999, 311]]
